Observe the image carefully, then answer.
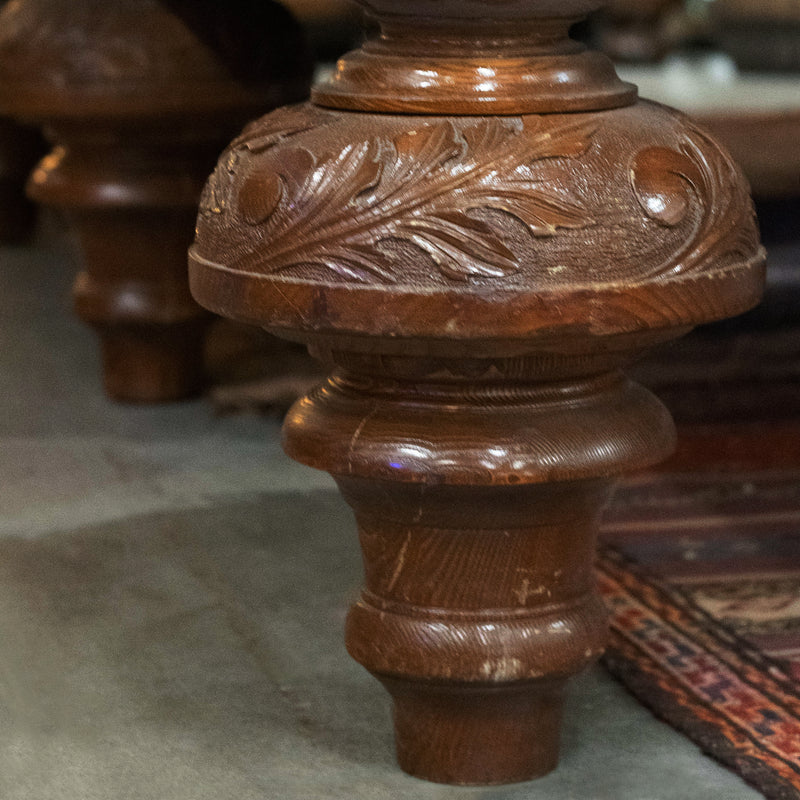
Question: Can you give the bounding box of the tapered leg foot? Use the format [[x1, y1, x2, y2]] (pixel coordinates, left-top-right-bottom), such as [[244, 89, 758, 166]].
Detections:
[[289, 368, 668, 784], [66, 210, 211, 402], [386, 678, 563, 785], [97, 320, 208, 402]]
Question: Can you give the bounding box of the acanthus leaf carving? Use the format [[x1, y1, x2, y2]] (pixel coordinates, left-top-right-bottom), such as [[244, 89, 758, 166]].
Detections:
[[200, 106, 335, 219], [232, 116, 597, 284], [229, 104, 331, 154], [631, 123, 760, 278], [397, 211, 518, 280], [631, 146, 700, 228]]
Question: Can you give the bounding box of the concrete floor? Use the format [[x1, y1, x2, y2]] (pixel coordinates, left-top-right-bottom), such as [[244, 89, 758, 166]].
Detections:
[[0, 226, 764, 799]]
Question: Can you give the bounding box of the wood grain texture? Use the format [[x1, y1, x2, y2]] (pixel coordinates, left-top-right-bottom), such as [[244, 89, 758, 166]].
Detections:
[[190, 0, 765, 785]]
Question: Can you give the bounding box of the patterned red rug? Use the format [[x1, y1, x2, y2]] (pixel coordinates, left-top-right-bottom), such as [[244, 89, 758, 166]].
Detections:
[[599, 471, 800, 800]]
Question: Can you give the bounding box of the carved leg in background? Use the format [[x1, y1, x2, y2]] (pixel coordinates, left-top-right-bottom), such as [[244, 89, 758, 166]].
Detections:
[[31, 127, 223, 400], [0, 0, 310, 401], [189, 0, 766, 785]]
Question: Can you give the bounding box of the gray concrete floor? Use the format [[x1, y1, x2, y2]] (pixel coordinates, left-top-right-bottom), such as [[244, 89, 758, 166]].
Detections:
[[0, 224, 764, 799]]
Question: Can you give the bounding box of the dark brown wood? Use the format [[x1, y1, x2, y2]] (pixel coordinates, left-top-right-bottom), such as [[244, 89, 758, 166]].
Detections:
[[189, 0, 765, 785], [0, 117, 42, 243], [0, 0, 311, 401]]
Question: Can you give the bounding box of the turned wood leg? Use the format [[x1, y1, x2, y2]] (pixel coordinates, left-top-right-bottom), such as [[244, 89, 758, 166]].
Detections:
[[189, 0, 765, 784], [70, 210, 209, 402], [284, 365, 675, 783], [0, 0, 310, 401], [28, 133, 216, 401]]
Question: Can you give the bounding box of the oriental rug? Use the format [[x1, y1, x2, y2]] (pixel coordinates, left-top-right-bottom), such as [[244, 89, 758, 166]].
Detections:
[[598, 471, 800, 800]]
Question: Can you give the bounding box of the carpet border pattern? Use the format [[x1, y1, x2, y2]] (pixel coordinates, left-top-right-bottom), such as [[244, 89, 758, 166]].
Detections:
[[598, 544, 800, 800]]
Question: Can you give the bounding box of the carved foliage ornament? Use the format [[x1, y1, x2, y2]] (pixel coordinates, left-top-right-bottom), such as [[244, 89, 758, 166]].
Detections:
[[203, 111, 595, 284], [630, 124, 758, 279], [199, 105, 759, 286]]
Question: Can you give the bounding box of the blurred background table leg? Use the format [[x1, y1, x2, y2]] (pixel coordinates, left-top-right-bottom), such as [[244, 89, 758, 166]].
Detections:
[[0, 0, 312, 402]]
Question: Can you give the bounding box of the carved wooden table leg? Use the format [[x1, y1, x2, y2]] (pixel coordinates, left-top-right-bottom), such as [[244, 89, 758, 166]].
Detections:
[[0, 0, 310, 401], [189, 0, 765, 785]]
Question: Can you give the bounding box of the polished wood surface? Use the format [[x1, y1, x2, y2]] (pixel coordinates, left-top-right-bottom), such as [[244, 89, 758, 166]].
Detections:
[[0, 0, 311, 401], [190, 0, 764, 785]]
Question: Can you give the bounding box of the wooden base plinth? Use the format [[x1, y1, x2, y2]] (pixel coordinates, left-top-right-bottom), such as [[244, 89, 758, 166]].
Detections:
[[96, 320, 208, 403], [385, 678, 563, 785]]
